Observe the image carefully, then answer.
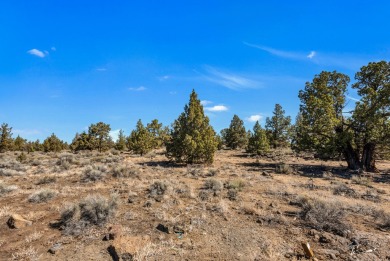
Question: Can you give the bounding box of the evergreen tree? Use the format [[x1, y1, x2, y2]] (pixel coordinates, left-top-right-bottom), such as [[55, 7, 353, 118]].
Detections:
[[147, 119, 167, 149], [127, 119, 153, 155], [70, 132, 93, 151], [115, 129, 127, 151], [223, 115, 247, 149], [13, 135, 27, 151], [247, 121, 270, 155], [265, 104, 292, 148], [0, 123, 13, 152], [88, 122, 111, 152], [43, 133, 65, 152], [166, 90, 218, 164]]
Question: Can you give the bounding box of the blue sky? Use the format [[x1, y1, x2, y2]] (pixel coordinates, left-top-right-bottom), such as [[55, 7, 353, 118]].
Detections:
[[1, 1, 390, 142]]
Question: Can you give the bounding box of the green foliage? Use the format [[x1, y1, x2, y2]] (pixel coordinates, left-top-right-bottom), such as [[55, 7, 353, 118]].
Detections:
[[222, 115, 247, 149], [147, 119, 169, 149], [17, 152, 27, 163], [115, 129, 127, 151], [165, 90, 218, 164], [127, 119, 154, 155], [26, 139, 43, 153], [43, 133, 66, 152], [12, 135, 27, 151], [247, 121, 270, 155], [88, 122, 112, 152], [265, 104, 292, 148], [70, 132, 93, 151], [0, 123, 13, 152], [294, 71, 350, 159]]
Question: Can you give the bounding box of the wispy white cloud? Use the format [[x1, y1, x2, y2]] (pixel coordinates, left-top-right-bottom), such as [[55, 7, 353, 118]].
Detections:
[[244, 42, 304, 60], [96, 68, 107, 72], [203, 66, 260, 90], [201, 100, 213, 106], [169, 91, 177, 95], [246, 114, 263, 122], [158, 75, 170, 81], [27, 49, 46, 58], [128, 86, 146, 91], [51, 47, 56, 51], [109, 129, 121, 141], [204, 105, 228, 112], [307, 51, 316, 59], [346, 95, 360, 102]]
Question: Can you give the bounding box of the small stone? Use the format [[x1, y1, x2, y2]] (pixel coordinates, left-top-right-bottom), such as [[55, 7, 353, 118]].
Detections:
[[156, 223, 169, 233], [329, 253, 337, 259], [269, 202, 277, 208], [7, 214, 32, 229], [48, 243, 62, 254], [108, 235, 150, 261], [319, 233, 332, 244]]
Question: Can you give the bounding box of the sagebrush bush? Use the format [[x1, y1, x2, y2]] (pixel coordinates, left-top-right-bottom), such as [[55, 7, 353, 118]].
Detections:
[[375, 210, 390, 230], [60, 194, 118, 235], [28, 189, 57, 203], [203, 178, 223, 196], [333, 184, 357, 197], [275, 163, 293, 174], [0, 181, 18, 196], [149, 181, 168, 197], [225, 179, 246, 191], [299, 198, 350, 236], [112, 165, 139, 178], [81, 165, 107, 182], [36, 176, 57, 185]]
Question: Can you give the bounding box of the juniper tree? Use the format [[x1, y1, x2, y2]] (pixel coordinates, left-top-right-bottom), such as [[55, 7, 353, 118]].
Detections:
[[265, 104, 292, 148], [13, 135, 27, 151], [222, 115, 247, 149], [247, 121, 270, 155], [88, 122, 111, 152], [147, 119, 168, 149], [294, 63, 390, 171], [43, 133, 65, 152], [0, 123, 13, 152], [115, 129, 127, 151], [127, 119, 153, 155], [165, 90, 218, 164], [70, 132, 93, 151]]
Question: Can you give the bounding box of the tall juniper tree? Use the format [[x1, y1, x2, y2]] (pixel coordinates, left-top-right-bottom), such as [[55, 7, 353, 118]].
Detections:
[[265, 104, 291, 148], [166, 90, 218, 164]]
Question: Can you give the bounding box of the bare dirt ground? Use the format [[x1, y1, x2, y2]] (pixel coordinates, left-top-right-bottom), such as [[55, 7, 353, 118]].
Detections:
[[1, 149, 390, 260]]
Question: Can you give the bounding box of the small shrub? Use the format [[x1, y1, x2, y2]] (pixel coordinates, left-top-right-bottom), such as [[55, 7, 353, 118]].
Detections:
[[275, 163, 293, 174], [81, 165, 107, 182], [375, 210, 390, 230], [198, 190, 209, 201], [351, 175, 372, 187], [60, 194, 118, 235], [225, 179, 246, 191], [149, 181, 168, 197], [203, 178, 223, 194], [333, 184, 357, 197], [227, 189, 238, 201], [112, 165, 139, 178], [17, 152, 27, 163], [28, 189, 57, 203], [36, 176, 57, 185], [0, 169, 20, 177], [299, 198, 350, 236], [0, 181, 18, 196]]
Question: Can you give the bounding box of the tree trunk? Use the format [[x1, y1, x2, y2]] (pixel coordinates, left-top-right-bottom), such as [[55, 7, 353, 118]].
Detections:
[[343, 142, 360, 170], [361, 142, 378, 172]]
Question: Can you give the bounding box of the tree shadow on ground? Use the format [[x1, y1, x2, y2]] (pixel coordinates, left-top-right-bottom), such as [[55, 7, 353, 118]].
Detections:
[[238, 161, 351, 180]]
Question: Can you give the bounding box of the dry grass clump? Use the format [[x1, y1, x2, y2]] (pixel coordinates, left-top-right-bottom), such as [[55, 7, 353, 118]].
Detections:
[[299, 198, 350, 236], [59, 194, 118, 235], [28, 189, 57, 203], [0, 169, 21, 177], [351, 175, 372, 187], [81, 165, 107, 182], [11, 246, 39, 261], [56, 153, 75, 170], [275, 163, 293, 174], [112, 165, 139, 178], [374, 210, 390, 230], [0, 181, 18, 196]]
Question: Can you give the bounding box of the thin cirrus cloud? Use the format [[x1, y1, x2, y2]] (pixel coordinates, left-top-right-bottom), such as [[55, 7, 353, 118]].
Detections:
[[202, 65, 261, 90], [201, 100, 213, 106], [27, 48, 46, 58], [246, 114, 262, 122], [128, 86, 147, 91], [204, 105, 228, 112], [244, 42, 376, 71]]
